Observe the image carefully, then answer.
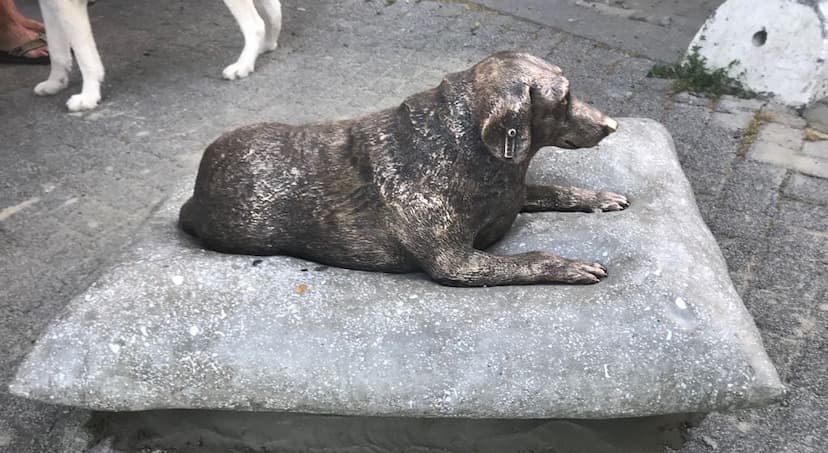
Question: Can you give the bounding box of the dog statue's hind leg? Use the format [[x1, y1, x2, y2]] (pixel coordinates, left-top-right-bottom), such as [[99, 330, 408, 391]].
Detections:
[[222, 0, 266, 80], [522, 184, 629, 213]]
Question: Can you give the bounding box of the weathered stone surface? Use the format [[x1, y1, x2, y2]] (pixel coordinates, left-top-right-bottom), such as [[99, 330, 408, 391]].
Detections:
[[10, 119, 783, 418]]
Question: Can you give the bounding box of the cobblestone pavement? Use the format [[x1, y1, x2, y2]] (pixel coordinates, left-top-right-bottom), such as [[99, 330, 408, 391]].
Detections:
[[0, 0, 825, 451]]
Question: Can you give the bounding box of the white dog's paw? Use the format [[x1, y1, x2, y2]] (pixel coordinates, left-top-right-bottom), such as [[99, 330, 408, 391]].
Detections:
[[34, 79, 69, 96], [222, 61, 255, 80], [262, 36, 279, 52], [66, 93, 100, 112]]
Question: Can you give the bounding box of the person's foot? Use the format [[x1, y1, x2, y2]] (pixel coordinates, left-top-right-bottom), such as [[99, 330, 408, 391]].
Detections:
[[0, 17, 48, 59]]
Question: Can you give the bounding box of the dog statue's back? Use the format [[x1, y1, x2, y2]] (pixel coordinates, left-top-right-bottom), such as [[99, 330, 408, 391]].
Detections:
[[179, 117, 418, 272]]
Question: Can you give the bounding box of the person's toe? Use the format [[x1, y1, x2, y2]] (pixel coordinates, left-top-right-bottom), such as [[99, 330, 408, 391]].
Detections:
[[27, 46, 49, 58], [23, 19, 45, 33]]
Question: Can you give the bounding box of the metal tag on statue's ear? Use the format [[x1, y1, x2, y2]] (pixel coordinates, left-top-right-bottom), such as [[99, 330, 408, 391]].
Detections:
[[504, 128, 517, 159]]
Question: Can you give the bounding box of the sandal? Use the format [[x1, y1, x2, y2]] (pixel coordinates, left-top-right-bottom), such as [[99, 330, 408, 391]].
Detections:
[[0, 33, 49, 65]]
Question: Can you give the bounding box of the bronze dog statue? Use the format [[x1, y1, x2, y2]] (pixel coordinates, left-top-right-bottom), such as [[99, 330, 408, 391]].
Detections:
[[180, 52, 628, 286]]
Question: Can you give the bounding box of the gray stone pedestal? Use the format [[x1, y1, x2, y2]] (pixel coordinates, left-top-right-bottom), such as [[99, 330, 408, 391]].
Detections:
[[11, 119, 783, 451]]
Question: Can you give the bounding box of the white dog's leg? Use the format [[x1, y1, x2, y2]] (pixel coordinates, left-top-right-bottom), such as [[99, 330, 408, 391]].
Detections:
[[60, 0, 104, 111], [40, 0, 104, 111], [254, 0, 281, 51], [222, 0, 265, 80], [34, 0, 73, 96]]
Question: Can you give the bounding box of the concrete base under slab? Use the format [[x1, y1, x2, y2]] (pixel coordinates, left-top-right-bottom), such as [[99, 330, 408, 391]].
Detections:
[[88, 410, 699, 453]]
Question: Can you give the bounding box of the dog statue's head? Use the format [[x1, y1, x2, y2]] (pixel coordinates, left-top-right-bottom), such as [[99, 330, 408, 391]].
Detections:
[[468, 52, 618, 163]]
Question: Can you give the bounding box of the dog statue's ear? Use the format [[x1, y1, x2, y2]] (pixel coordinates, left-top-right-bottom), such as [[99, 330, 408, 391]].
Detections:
[[480, 84, 532, 162]]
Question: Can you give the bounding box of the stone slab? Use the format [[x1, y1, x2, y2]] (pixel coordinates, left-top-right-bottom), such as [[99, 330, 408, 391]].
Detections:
[[10, 118, 784, 418]]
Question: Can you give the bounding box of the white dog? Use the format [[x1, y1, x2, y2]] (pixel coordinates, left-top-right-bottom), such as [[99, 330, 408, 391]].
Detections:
[[35, 0, 282, 111]]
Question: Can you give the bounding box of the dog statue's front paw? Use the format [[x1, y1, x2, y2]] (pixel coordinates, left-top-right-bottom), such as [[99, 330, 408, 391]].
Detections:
[[591, 191, 629, 212], [34, 79, 69, 96], [561, 260, 607, 284], [534, 252, 608, 285], [222, 61, 255, 80], [66, 93, 100, 112]]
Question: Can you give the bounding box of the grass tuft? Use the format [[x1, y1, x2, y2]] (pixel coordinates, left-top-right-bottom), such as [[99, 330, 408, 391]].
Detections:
[[738, 110, 773, 157], [648, 47, 756, 100]]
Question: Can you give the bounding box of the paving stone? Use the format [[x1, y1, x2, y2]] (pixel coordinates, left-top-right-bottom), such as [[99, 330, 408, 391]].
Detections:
[[0, 159, 52, 207], [680, 408, 788, 453], [801, 140, 828, 159], [756, 123, 804, 150], [715, 95, 765, 114], [708, 208, 776, 245], [673, 92, 711, 107], [752, 225, 828, 297], [771, 390, 828, 453], [775, 199, 828, 232], [670, 125, 737, 196], [0, 394, 88, 453], [711, 111, 754, 132], [782, 173, 828, 205], [59, 169, 167, 218], [0, 229, 16, 258], [763, 103, 804, 125], [693, 193, 719, 228], [787, 309, 828, 397], [749, 141, 828, 179], [741, 288, 818, 349], [707, 161, 785, 239], [755, 330, 806, 385], [803, 100, 828, 134], [716, 237, 764, 295], [764, 110, 808, 129]]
